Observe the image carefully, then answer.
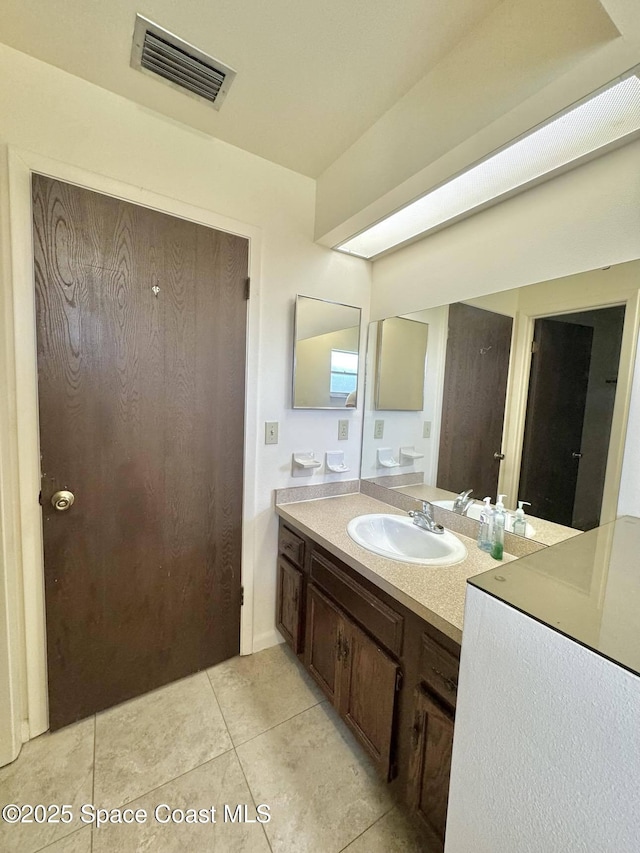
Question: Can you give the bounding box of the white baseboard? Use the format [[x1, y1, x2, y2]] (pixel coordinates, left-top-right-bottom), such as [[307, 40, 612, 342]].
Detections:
[[250, 629, 284, 654]]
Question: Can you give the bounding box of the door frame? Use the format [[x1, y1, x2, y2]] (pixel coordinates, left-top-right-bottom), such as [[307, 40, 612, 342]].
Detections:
[[498, 264, 640, 523], [1, 146, 262, 750]]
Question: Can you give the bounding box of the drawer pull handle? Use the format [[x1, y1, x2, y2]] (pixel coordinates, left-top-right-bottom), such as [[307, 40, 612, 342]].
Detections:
[[431, 666, 457, 693], [411, 712, 422, 748]]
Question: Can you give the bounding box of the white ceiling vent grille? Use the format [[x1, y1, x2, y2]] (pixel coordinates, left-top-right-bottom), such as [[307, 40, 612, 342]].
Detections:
[[131, 15, 236, 110]]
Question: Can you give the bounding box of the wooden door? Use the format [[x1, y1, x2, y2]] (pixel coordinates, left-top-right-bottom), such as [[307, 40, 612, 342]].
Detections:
[[305, 585, 342, 703], [408, 686, 455, 853], [437, 303, 513, 500], [33, 175, 248, 730], [519, 318, 593, 527], [339, 619, 399, 780], [276, 557, 304, 653]]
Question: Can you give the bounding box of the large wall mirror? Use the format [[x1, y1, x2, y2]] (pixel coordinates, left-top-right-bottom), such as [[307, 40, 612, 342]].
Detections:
[[293, 295, 362, 409], [360, 260, 640, 544]]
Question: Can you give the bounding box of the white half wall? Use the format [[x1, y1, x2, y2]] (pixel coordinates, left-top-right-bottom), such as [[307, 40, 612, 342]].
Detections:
[[446, 584, 640, 853]]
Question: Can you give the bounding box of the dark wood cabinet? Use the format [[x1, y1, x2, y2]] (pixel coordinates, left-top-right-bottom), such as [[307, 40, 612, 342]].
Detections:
[[339, 616, 400, 778], [306, 583, 342, 703], [276, 517, 460, 850], [305, 583, 400, 778], [276, 557, 304, 653], [276, 524, 307, 656], [408, 686, 455, 853]]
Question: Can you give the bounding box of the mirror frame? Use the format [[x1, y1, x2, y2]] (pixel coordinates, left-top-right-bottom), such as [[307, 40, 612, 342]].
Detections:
[[292, 294, 362, 410]]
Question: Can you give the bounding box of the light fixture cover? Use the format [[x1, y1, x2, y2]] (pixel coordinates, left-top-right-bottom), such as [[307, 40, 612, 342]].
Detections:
[[336, 75, 640, 259]]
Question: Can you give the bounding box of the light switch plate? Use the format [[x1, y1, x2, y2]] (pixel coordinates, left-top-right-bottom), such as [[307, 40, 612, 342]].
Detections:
[[423, 421, 432, 439], [265, 421, 279, 445], [338, 419, 349, 440], [374, 419, 384, 439]]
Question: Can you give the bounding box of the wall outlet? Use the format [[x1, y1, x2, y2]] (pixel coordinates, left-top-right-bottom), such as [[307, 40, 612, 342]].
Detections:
[[374, 419, 384, 439], [265, 421, 279, 445], [338, 419, 349, 440], [423, 421, 432, 439]]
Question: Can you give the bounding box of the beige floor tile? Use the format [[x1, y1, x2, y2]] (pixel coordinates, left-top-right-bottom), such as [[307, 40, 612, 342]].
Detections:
[[94, 671, 232, 808], [92, 749, 271, 853], [0, 718, 94, 853], [341, 806, 428, 852], [41, 827, 92, 853], [236, 702, 393, 853], [207, 643, 324, 745]]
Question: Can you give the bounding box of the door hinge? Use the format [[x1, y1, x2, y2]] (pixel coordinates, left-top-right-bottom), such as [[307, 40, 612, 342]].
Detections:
[[244, 277, 251, 300], [531, 340, 539, 354], [240, 585, 244, 606], [395, 669, 403, 692]]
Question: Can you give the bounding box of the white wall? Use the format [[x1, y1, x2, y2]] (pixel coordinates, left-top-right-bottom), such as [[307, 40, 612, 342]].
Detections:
[[0, 42, 370, 761], [446, 584, 640, 852]]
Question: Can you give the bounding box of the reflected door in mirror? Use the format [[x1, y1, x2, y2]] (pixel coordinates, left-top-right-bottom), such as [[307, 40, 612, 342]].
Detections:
[[437, 303, 513, 500]]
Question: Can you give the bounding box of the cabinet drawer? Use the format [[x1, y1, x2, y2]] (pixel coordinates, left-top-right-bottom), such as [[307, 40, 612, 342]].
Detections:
[[419, 632, 459, 709], [279, 525, 306, 569], [310, 551, 403, 656]]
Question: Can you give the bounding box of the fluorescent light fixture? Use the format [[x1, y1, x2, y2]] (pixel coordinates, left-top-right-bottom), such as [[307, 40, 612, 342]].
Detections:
[[336, 73, 640, 259]]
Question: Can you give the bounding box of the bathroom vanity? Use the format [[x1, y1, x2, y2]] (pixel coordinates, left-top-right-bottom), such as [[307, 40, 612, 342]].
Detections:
[[275, 491, 516, 851]]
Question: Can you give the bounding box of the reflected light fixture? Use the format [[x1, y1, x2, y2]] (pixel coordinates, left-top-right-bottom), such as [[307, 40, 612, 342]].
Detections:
[[336, 71, 640, 260]]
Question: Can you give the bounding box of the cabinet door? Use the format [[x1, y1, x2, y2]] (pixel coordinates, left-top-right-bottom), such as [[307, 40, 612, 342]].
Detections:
[[339, 620, 400, 780], [276, 557, 304, 653], [305, 584, 342, 704], [408, 686, 455, 853]]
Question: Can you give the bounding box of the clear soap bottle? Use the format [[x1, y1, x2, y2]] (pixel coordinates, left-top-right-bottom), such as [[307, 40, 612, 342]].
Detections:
[[490, 494, 507, 560], [477, 496, 493, 552], [512, 500, 531, 537]]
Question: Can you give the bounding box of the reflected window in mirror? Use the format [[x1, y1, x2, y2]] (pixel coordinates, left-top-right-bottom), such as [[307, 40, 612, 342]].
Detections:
[[293, 295, 362, 409]]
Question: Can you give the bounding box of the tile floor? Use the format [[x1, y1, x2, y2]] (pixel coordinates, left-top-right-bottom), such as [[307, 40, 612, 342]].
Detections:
[[0, 644, 428, 852]]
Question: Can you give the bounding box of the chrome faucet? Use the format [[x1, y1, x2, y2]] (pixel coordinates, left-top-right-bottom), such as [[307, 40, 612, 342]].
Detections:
[[453, 489, 474, 514], [409, 501, 444, 535]]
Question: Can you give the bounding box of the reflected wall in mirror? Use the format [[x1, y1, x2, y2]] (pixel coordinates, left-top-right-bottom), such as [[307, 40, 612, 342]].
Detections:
[[293, 295, 361, 409], [376, 316, 429, 410], [360, 261, 640, 544]]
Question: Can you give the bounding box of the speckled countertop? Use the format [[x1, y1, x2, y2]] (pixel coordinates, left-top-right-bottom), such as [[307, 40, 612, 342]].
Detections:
[[276, 492, 516, 644]]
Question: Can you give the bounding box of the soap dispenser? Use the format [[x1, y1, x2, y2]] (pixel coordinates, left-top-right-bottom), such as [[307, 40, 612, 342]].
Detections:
[[513, 501, 532, 536], [477, 496, 493, 552], [490, 494, 507, 560]]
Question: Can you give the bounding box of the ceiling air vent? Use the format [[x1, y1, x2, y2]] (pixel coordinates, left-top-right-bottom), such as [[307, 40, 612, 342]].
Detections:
[[131, 15, 236, 110]]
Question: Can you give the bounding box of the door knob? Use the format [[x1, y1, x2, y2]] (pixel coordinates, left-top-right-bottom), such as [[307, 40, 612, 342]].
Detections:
[[572, 452, 583, 459], [494, 452, 505, 460], [51, 490, 74, 511]]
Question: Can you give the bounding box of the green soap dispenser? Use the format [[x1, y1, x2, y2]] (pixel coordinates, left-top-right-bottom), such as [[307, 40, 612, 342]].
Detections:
[[513, 500, 532, 536], [490, 494, 507, 560]]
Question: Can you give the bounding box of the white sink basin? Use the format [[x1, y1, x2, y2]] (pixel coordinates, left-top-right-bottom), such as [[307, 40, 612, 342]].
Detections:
[[432, 500, 536, 538], [347, 514, 467, 566]]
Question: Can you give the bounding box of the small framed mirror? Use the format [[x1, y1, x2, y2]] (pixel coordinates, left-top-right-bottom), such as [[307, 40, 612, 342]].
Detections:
[[375, 316, 429, 410], [293, 295, 362, 409]]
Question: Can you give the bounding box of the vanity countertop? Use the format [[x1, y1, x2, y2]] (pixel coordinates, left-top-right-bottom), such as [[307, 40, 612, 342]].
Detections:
[[469, 515, 640, 677], [276, 492, 516, 644]]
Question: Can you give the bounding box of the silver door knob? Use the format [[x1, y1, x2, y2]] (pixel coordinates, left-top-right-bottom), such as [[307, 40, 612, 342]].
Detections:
[[572, 452, 583, 459], [494, 452, 505, 460], [51, 490, 74, 511]]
